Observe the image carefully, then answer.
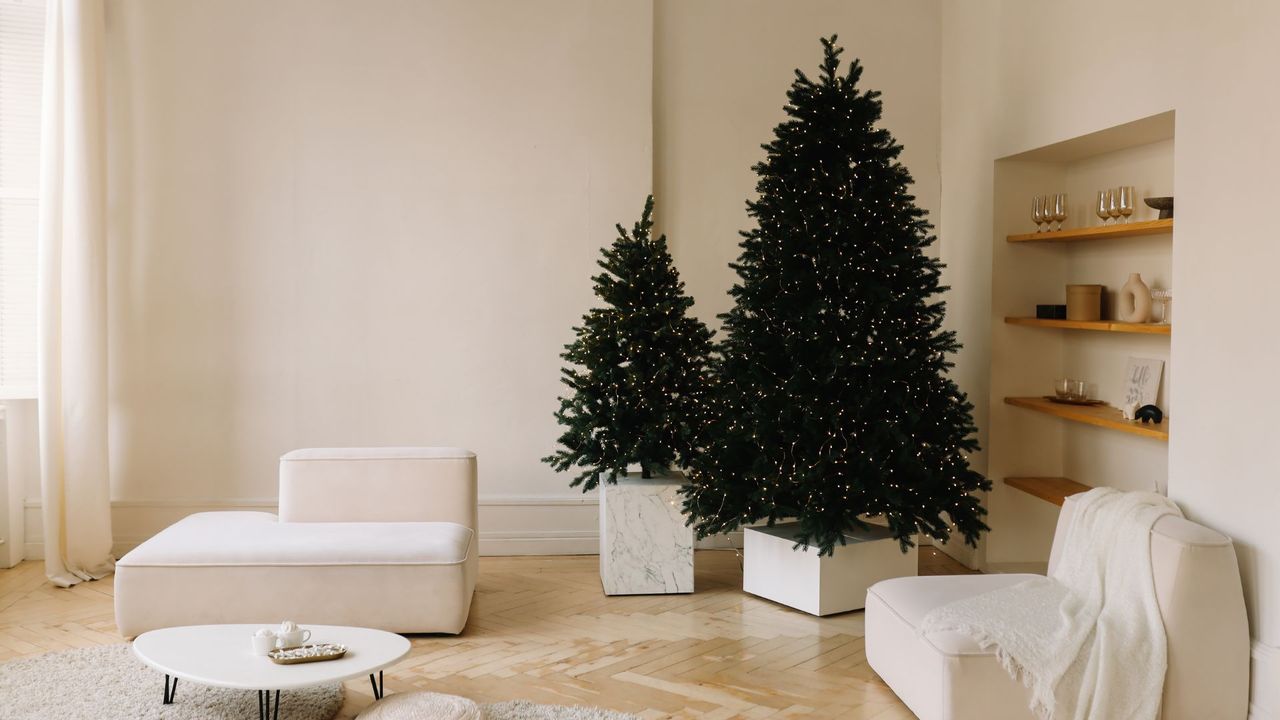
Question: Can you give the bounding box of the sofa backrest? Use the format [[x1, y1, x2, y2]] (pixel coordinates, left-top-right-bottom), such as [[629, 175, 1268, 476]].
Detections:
[[1047, 492, 1250, 719], [278, 446, 477, 526]]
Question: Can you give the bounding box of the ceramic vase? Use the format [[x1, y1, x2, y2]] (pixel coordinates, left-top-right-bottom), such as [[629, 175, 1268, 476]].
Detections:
[[1118, 273, 1152, 323]]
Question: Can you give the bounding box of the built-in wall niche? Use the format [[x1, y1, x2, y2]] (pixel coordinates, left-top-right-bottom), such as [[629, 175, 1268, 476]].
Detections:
[[984, 111, 1174, 573]]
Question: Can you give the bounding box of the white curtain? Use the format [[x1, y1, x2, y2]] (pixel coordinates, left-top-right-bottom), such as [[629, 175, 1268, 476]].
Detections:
[[37, 0, 113, 587]]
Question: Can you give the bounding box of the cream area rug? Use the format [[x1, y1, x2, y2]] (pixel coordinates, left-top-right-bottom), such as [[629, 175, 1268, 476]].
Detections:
[[0, 645, 638, 720], [0, 644, 341, 719]]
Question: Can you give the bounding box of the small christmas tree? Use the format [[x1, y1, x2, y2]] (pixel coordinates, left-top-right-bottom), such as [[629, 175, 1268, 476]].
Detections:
[[544, 196, 713, 491], [682, 37, 990, 555]]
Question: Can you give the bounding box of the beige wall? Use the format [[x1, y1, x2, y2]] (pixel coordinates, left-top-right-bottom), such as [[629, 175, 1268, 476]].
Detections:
[[941, 1, 1280, 712], [654, 0, 941, 326], [24, 0, 652, 554], [23, 0, 945, 558]]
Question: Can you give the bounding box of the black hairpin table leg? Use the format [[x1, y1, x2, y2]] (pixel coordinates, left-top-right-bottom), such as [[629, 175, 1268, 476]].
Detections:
[[258, 689, 280, 720], [370, 670, 384, 700], [163, 674, 178, 704]]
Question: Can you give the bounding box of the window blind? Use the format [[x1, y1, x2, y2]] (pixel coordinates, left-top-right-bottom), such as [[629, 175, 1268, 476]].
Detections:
[[0, 0, 43, 399]]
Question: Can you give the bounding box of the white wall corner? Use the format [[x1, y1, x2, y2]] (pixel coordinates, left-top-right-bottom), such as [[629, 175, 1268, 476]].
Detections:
[[1251, 640, 1280, 719]]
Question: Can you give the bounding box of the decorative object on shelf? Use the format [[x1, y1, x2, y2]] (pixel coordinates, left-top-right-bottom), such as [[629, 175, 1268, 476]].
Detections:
[[681, 37, 989, 614], [268, 643, 348, 665], [1118, 186, 1135, 223], [1122, 401, 1140, 420], [1151, 288, 1172, 324], [1096, 190, 1112, 225], [1066, 284, 1103, 321], [1034, 194, 1068, 232], [1036, 304, 1068, 319], [1136, 404, 1164, 424], [1107, 188, 1122, 223], [1054, 378, 1088, 402], [1145, 196, 1174, 219], [1123, 356, 1165, 407], [1117, 273, 1153, 323]]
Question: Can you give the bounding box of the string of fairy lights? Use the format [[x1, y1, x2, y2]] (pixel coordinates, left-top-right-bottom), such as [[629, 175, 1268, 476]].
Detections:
[[546, 37, 989, 556], [680, 37, 988, 557]]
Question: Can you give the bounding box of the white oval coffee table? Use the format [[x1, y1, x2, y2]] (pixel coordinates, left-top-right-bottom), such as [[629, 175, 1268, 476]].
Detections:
[[133, 624, 411, 719]]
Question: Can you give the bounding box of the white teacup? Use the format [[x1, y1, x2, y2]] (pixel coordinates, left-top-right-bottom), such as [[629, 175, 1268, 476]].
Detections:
[[276, 628, 311, 649], [251, 630, 278, 656]]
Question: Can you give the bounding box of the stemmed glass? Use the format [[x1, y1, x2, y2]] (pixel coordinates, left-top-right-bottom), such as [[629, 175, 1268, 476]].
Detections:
[[1096, 190, 1112, 225], [1151, 289, 1172, 324], [1052, 193, 1067, 232], [1107, 188, 1121, 224], [1033, 195, 1046, 232], [1118, 186, 1135, 223]]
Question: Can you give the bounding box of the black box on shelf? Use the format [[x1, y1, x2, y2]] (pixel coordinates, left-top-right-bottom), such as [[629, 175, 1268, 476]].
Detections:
[[1036, 304, 1068, 319]]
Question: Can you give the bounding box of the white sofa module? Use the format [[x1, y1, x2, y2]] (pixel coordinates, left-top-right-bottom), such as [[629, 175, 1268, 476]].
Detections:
[[115, 447, 478, 638], [865, 493, 1250, 720]]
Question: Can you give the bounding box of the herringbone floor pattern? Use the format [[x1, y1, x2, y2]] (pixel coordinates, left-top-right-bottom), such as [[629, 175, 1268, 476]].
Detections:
[[0, 549, 972, 718]]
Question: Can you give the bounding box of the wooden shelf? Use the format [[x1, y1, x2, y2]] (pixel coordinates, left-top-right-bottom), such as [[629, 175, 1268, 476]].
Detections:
[[1006, 218, 1173, 243], [1004, 317, 1171, 335], [1004, 396, 1169, 441], [1004, 477, 1091, 506]]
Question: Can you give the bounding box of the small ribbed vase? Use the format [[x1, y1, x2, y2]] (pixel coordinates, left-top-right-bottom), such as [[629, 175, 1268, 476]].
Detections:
[[1117, 273, 1153, 323]]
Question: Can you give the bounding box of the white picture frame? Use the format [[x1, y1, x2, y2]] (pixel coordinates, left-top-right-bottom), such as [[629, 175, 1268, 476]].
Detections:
[[1122, 356, 1164, 408]]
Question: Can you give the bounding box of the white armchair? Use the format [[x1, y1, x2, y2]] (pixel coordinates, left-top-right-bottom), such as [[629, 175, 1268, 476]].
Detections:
[[865, 493, 1250, 719]]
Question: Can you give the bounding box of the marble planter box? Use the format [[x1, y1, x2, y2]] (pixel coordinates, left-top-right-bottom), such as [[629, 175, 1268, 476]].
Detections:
[[743, 522, 916, 616], [599, 473, 694, 595]]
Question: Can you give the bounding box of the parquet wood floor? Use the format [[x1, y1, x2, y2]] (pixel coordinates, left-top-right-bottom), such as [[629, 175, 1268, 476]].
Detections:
[[0, 548, 973, 719]]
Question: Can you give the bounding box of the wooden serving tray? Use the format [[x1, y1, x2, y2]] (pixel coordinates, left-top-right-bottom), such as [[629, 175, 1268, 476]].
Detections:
[[268, 643, 347, 665]]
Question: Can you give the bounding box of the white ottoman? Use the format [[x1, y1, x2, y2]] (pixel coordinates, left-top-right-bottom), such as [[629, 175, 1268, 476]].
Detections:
[[358, 692, 480, 719]]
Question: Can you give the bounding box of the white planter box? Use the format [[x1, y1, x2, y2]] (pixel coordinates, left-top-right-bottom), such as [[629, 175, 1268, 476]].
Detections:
[[743, 522, 917, 616], [599, 472, 694, 595]]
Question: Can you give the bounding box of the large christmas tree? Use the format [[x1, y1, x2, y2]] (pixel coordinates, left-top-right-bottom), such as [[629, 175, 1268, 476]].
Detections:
[[544, 196, 713, 491], [682, 37, 990, 555]]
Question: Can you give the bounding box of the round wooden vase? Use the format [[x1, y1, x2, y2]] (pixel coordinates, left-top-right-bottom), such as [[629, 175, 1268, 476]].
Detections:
[[1117, 273, 1153, 323]]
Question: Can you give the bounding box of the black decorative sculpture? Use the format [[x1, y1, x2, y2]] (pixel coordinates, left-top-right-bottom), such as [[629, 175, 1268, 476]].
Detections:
[[1136, 404, 1164, 424]]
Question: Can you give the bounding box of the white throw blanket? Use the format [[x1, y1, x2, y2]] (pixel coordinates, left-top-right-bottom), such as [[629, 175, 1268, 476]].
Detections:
[[921, 488, 1182, 720]]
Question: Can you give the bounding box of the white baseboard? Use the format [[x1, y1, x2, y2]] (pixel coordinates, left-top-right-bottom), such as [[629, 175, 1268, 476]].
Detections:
[[480, 530, 598, 556], [1251, 640, 1280, 719], [20, 494, 734, 560]]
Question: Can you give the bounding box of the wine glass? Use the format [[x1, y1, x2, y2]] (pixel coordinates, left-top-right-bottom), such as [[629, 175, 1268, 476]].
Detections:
[[1052, 193, 1067, 232], [1151, 289, 1172, 324], [1096, 190, 1111, 225], [1033, 195, 1046, 232], [1107, 188, 1121, 223], [1118, 186, 1135, 223]]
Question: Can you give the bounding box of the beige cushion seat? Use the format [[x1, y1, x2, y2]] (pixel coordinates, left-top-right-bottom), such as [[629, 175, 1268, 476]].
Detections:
[[115, 448, 478, 638]]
